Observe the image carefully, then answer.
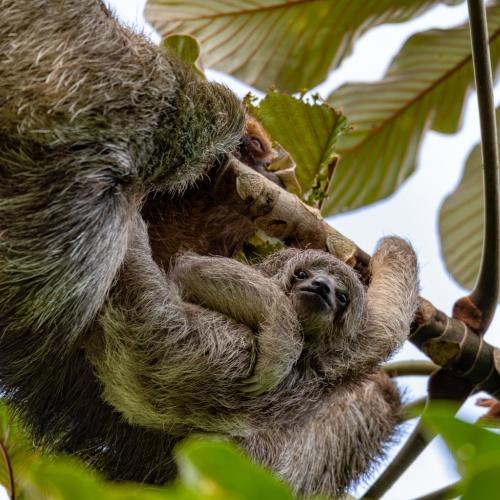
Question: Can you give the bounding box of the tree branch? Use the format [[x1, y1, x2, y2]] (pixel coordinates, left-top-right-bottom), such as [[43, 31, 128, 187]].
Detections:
[[362, 423, 433, 499], [462, 0, 500, 332], [384, 361, 438, 378], [411, 481, 461, 500]]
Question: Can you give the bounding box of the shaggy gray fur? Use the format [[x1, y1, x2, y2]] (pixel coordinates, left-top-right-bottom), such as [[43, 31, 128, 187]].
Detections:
[[0, 0, 244, 483], [0, 1, 419, 496], [90, 228, 418, 496]]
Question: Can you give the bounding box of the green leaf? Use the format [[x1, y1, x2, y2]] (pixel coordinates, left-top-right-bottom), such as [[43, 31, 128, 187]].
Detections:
[[145, 0, 463, 93], [161, 34, 205, 78], [251, 90, 347, 199], [323, 4, 500, 215], [422, 404, 500, 500], [176, 436, 293, 500], [439, 108, 500, 291]]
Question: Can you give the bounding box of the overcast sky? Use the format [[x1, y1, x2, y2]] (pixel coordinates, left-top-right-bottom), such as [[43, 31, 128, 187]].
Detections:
[[2, 2, 499, 499]]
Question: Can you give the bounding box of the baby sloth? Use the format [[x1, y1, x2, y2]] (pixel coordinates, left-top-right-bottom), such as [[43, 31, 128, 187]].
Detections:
[[89, 228, 417, 495], [153, 235, 418, 497]]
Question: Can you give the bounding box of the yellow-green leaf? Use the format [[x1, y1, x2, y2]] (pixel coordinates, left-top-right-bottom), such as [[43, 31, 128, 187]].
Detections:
[[161, 34, 205, 78], [251, 90, 347, 199], [439, 109, 500, 291], [323, 4, 500, 216], [145, 0, 463, 93]]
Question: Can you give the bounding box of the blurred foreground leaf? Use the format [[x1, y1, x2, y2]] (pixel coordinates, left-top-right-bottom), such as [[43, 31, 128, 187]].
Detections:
[[1, 401, 291, 499], [422, 403, 500, 500], [176, 437, 293, 499]]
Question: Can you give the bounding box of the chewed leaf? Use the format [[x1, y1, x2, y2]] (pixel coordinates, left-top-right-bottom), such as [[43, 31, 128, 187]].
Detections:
[[162, 34, 205, 78], [250, 90, 347, 205]]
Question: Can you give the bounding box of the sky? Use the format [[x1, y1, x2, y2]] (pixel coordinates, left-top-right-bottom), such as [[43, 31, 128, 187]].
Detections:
[[2, 2, 500, 499]]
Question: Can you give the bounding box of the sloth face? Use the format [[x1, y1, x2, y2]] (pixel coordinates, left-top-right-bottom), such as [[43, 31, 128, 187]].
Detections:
[[257, 248, 367, 378], [290, 268, 350, 337]]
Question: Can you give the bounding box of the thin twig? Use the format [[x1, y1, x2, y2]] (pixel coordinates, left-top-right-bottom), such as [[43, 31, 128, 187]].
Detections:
[[384, 361, 438, 378], [467, 0, 500, 330], [411, 481, 461, 500], [0, 440, 15, 500]]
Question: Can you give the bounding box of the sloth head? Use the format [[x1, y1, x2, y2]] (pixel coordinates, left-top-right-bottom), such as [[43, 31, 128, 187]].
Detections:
[[258, 248, 367, 380]]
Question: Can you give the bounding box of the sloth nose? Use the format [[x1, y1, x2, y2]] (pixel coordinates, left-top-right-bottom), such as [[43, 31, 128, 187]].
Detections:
[[311, 277, 332, 296]]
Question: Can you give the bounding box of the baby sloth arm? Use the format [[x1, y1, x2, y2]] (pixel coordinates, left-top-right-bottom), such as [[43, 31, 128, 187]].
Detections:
[[172, 253, 303, 395], [88, 218, 302, 432], [242, 371, 402, 498], [355, 236, 419, 376]]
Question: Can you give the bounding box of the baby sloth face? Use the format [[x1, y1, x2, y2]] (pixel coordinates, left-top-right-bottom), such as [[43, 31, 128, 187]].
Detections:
[[290, 266, 350, 337], [258, 248, 368, 380]]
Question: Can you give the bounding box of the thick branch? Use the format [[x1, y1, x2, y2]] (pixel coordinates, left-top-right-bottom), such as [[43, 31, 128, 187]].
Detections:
[[212, 159, 500, 397], [466, 0, 500, 331]]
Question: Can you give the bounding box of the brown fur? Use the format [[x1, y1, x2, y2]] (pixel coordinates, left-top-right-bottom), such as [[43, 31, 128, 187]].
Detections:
[[143, 115, 279, 270]]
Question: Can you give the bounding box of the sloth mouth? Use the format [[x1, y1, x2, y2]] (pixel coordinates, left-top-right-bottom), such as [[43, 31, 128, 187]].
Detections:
[[296, 288, 333, 310]]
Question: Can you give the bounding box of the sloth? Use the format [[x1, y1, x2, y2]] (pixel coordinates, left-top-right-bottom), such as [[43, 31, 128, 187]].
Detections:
[[0, 0, 419, 497], [88, 231, 418, 496]]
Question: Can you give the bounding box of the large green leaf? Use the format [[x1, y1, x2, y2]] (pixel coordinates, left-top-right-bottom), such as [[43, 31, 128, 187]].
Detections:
[[145, 0, 462, 93], [439, 109, 500, 291], [323, 4, 500, 216]]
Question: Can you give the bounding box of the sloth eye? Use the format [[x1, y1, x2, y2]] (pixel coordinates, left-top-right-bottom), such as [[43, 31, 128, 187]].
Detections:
[[294, 270, 308, 280], [336, 291, 349, 307], [249, 135, 265, 154]]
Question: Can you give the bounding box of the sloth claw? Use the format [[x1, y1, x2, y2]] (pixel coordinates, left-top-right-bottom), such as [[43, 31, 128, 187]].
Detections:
[[240, 368, 285, 397]]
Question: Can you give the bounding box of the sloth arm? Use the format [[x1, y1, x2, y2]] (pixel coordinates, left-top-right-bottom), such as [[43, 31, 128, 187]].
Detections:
[[171, 253, 303, 395], [241, 372, 402, 497], [363, 236, 419, 367], [336, 237, 419, 383]]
